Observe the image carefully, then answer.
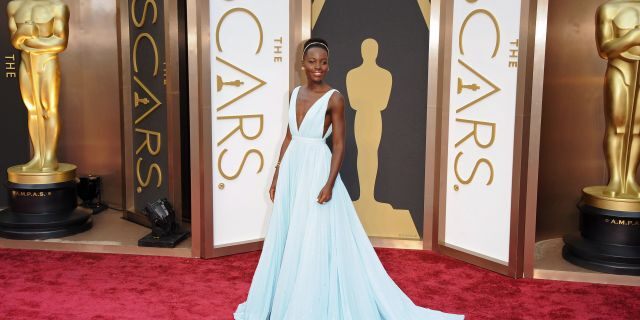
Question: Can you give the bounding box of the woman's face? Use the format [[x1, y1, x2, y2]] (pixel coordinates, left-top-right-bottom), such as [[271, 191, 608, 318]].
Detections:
[[302, 47, 329, 83]]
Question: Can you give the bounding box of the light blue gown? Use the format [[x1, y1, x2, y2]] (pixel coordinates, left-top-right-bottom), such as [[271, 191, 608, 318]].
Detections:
[[234, 87, 464, 320]]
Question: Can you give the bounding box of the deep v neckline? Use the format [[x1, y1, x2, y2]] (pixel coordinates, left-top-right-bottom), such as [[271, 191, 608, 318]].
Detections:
[[294, 87, 333, 133]]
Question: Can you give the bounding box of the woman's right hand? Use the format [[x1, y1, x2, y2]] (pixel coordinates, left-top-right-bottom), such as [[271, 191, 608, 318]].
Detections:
[[269, 169, 278, 202], [269, 181, 276, 202]]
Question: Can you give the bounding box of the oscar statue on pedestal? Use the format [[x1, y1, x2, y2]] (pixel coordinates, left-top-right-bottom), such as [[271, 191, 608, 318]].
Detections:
[[563, 0, 640, 275], [0, 0, 92, 239]]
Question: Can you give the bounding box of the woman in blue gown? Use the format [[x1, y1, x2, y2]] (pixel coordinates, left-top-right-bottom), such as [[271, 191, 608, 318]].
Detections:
[[234, 38, 464, 320]]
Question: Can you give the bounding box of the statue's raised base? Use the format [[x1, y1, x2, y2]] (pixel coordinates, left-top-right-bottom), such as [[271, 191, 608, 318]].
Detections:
[[0, 164, 92, 240], [563, 186, 640, 275], [353, 199, 420, 240]]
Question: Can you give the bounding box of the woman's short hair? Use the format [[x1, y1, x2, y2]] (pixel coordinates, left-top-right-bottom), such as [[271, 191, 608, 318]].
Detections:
[[303, 38, 329, 56]]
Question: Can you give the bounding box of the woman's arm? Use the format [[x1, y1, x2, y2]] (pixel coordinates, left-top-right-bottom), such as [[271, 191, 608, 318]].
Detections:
[[317, 92, 345, 204], [269, 126, 292, 201]]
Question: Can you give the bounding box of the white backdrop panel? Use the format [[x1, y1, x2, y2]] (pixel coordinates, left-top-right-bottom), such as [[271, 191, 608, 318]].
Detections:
[[444, 0, 523, 263], [210, 1, 290, 246]]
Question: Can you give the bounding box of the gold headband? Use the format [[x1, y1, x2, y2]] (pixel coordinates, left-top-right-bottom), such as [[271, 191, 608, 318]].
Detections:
[[303, 42, 329, 55]]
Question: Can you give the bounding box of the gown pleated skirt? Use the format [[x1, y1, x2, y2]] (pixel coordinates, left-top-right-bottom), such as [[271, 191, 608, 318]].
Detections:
[[234, 87, 463, 320]]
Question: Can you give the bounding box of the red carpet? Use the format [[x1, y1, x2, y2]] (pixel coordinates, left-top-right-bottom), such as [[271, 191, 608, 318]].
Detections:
[[0, 247, 638, 320]]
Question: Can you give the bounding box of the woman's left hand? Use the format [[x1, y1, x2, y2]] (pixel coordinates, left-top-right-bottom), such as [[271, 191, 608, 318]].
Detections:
[[317, 184, 333, 204]]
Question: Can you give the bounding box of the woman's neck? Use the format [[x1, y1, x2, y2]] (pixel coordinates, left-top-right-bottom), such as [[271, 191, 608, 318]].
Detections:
[[306, 81, 328, 91]]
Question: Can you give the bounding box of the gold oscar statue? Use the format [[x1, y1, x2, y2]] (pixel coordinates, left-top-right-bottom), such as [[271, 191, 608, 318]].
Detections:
[[583, 0, 640, 210], [563, 1, 640, 275], [0, 0, 91, 240], [7, 0, 75, 183], [346, 38, 420, 239]]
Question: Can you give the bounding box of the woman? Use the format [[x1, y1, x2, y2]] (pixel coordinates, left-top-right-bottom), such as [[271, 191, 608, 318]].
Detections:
[[234, 38, 463, 320]]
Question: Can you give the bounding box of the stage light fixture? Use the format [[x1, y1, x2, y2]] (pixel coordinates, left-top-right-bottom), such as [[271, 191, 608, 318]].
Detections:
[[138, 198, 190, 248], [145, 198, 176, 237]]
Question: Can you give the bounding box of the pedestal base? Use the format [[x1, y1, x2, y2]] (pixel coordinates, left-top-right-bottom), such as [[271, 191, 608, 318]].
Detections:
[[353, 199, 420, 239], [138, 229, 190, 248], [0, 176, 92, 240], [563, 233, 640, 275], [563, 195, 640, 276], [0, 208, 93, 240]]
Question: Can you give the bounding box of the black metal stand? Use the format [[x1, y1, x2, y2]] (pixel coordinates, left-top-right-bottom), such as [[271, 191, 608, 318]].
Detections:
[[138, 229, 190, 248], [80, 202, 108, 215]]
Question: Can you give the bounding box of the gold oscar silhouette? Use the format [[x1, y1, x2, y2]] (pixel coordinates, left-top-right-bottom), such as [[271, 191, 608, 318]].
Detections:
[[311, 0, 325, 30], [216, 75, 244, 92], [346, 38, 420, 239], [416, 0, 431, 28]]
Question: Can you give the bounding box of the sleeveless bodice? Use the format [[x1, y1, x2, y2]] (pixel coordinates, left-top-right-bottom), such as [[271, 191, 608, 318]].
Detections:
[[288, 86, 336, 140]]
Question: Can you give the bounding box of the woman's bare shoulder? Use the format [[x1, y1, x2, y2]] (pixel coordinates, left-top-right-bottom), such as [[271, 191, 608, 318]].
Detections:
[[328, 90, 345, 111]]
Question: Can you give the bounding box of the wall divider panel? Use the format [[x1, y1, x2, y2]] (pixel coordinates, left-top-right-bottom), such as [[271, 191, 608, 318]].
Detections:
[[430, 0, 544, 277], [119, 0, 186, 226]]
